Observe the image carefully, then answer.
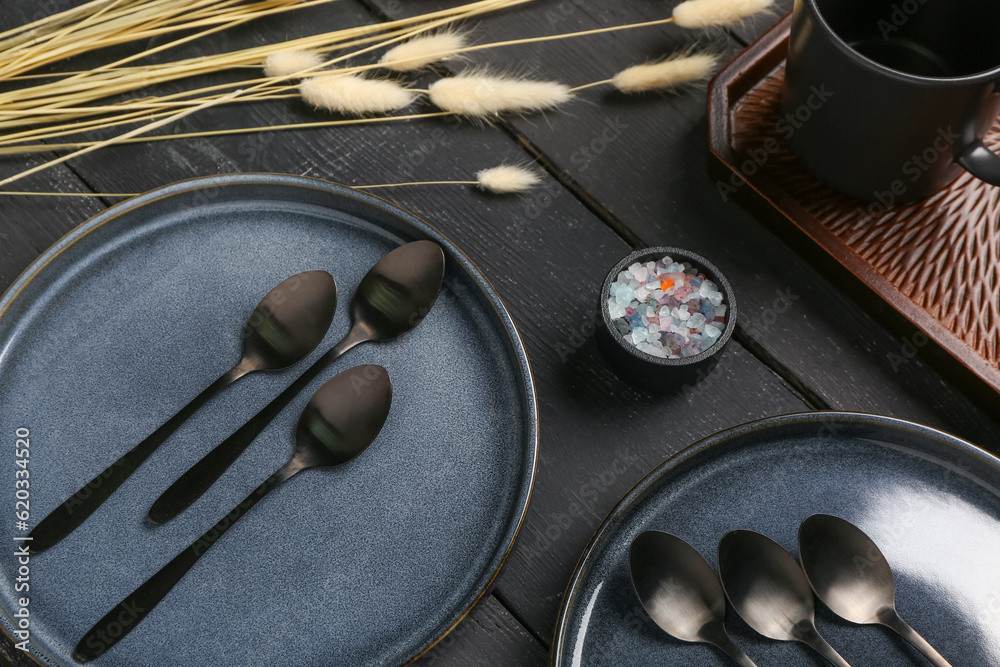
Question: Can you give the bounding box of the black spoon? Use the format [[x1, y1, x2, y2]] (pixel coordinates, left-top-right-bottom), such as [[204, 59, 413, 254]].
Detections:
[[28, 270, 337, 554], [629, 530, 758, 666], [798, 514, 953, 667], [73, 364, 392, 663], [718, 530, 851, 667]]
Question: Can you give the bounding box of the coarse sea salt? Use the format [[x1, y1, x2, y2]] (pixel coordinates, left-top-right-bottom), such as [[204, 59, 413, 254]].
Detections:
[[607, 255, 727, 359]]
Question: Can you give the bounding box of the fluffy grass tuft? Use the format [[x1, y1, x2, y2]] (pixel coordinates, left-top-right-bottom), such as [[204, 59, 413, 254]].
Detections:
[[263, 50, 324, 78], [300, 74, 415, 115], [672, 0, 775, 29], [428, 71, 572, 117], [380, 31, 467, 71], [475, 164, 541, 193], [612, 52, 719, 92]]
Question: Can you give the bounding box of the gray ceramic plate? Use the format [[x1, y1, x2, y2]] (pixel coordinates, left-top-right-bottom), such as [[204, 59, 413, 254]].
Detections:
[[0, 174, 537, 667], [551, 412, 1000, 666]]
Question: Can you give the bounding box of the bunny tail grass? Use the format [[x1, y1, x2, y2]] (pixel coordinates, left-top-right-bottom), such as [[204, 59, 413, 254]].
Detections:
[[428, 73, 572, 117], [475, 165, 541, 193], [612, 53, 719, 92], [300, 74, 416, 115], [672, 0, 775, 28], [380, 31, 468, 71], [264, 50, 324, 78]]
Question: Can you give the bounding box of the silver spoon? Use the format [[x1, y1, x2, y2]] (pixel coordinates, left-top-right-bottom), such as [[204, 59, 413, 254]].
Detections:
[[72, 364, 392, 663], [798, 514, 954, 667], [28, 270, 338, 554], [629, 530, 758, 666], [718, 530, 852, 667], [147, 240, 445, 524]]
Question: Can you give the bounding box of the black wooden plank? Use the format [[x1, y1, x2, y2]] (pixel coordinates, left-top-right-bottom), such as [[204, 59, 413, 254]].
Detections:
[[0, 633, 39, 667], [0, 158, 106, 287], [414, 594, 547, 667]]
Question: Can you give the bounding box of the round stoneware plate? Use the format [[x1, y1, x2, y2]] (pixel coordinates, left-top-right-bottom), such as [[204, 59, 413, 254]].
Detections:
[[552, 412, 1000, 666], [0, 174, 537, 666]]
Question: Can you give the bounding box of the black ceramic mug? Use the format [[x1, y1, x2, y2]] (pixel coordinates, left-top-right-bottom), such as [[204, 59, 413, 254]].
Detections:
[[782, 0, 1000, 204]]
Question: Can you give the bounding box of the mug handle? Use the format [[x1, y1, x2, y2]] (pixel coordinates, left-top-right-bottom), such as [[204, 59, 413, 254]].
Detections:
[[957, 140, 1000, 186]]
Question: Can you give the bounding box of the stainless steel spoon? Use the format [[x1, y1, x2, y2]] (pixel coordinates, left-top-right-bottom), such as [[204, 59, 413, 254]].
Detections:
[[718, 530, 852, 667], [798, 514, 954, 667], [28, 270, 337, 554], [72, 364, 392, 663], [629, 530, 758, 666], [146, 240, 444, 524]]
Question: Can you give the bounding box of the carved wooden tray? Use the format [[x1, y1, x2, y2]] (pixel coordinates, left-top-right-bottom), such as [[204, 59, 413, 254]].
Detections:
[[708, 14, 1000, 395]]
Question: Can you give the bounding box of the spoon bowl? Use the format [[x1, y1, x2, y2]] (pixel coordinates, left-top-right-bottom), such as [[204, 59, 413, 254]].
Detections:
[[629, 531, 757, 667], [798, 514, 954, 667], [242, 269, 340, 371], [350, 239, 447, 343], [293, 364, 393, 468], [718, 530, 851, 667]]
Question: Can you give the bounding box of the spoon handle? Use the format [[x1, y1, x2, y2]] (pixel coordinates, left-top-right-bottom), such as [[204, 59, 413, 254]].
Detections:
[[72, 457, 305, 663], [880, 610, 953, 667], [147, 327, 367, 524], [27, 363, 248, 554], [710, 636, 759, 667], [798, 626, 852, 667]]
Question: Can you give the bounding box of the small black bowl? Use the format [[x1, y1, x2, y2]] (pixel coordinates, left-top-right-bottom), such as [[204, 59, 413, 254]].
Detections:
[[597, 246, 737, 392]]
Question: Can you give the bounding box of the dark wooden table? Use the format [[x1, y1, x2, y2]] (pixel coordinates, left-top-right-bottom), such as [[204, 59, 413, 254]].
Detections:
[[3, 1, 999, 665]]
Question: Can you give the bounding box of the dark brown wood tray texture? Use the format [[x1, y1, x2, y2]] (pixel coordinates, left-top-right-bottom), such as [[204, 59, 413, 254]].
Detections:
[[708, 14, 1000, 394]]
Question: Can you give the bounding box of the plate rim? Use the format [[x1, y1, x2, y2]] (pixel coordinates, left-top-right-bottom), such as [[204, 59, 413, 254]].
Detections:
[[0, 172, 539, 667], [548, 410, 1000, 666]]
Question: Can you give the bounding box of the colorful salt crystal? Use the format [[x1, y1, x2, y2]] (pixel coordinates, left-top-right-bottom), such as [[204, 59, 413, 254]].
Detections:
[[608, 298, 625, 319], [615, 284, 635, 306], [608, 253, 728, 359]]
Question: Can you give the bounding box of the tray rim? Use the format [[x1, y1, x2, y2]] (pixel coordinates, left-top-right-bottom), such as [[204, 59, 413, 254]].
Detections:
[[548, 410, 1000, 665], [706, 13, 1000, 397], [0, 172, 540, 667]]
